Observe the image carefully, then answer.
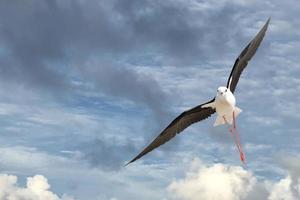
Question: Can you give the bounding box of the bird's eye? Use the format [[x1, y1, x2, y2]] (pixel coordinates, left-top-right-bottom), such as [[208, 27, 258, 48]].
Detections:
[[225, 89, 227, 92]]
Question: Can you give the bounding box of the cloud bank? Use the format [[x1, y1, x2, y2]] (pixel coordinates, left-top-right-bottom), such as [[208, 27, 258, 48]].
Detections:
[[168, 158, 300, 200], [0, 174, 74, 200]]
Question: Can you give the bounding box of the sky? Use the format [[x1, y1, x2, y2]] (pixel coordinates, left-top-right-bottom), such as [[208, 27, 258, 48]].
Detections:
[[0, 0, 299, 199]]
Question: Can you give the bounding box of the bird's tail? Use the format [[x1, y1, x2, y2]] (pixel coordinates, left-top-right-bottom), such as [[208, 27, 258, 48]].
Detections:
[[214, 115, 226, 126], [234, 106, 242, 117]]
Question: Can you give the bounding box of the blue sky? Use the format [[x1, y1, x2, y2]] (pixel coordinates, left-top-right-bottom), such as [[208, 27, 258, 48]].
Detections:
[[0, 0, 299, 199]]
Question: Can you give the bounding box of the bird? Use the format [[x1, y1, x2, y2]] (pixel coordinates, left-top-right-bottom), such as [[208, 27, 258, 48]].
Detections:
[[126, 18, 270, 166]]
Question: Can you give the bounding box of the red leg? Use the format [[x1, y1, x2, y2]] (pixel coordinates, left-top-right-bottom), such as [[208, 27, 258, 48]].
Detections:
[[223, 116, 237, 145], [223, 114, 246, 164], [232, 112, 246, 163]]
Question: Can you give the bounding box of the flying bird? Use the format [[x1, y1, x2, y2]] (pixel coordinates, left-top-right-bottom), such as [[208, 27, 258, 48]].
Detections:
[[126, 18, 270, 166]]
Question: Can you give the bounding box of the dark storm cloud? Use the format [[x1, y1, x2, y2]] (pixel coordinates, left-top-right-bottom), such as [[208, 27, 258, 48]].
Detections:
[[0, 0, 252, 86], [78, 61, 171, 121], [0, 0, 69, 91], [111, 0, 251, 63], [0, 0, 256, 116], [0, 0, 172, 115]]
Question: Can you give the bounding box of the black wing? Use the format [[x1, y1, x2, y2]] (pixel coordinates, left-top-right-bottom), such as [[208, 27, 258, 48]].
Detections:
[[125, 99, 215, 165], [227, 18, 270, 93]]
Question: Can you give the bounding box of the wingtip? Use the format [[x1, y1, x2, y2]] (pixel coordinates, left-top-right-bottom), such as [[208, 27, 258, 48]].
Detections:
[[123, 160, 133, 167], [123, 157, 137, 167], [259, 17, 271, 35], [266, 17, 271, 25], [262, 17, 271, 30]]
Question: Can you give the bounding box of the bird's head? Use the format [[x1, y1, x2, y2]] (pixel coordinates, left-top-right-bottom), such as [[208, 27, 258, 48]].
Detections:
[[217, 86, 229, 96]]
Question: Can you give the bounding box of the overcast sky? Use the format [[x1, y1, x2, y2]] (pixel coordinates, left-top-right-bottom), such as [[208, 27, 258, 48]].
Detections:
[[0, 0, 299, 199]]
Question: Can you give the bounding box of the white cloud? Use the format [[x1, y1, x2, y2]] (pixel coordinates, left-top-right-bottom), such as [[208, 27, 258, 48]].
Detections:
[[168, 158, 300, 200], [168, 159, 256, 200], [0, 174, 74, 200], [268, 176, 296, 200]]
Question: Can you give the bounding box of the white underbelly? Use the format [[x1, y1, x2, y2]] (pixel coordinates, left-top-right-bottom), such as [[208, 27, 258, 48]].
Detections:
[[215, 101, 234, 118]]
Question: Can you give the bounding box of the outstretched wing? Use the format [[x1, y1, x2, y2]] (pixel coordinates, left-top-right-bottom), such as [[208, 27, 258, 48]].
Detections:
[[125, 99, 215, 165], [227, 18, 270, 93]]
